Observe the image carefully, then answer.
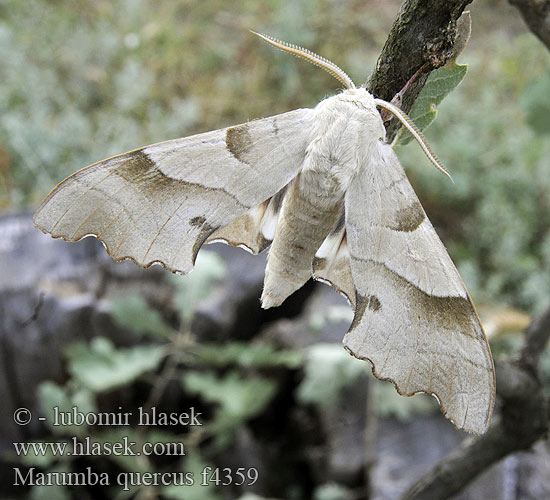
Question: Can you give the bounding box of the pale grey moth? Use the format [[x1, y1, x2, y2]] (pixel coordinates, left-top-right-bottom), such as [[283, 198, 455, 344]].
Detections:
[[34, 32, 495, 434]]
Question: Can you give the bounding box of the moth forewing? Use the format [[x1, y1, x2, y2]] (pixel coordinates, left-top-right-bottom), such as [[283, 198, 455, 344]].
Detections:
[[343, 140, 495, 434], [34, 109, 313, 274]]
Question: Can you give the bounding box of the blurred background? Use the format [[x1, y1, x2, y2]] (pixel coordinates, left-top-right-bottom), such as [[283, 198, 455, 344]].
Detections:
[[0, 1, 549, 499]]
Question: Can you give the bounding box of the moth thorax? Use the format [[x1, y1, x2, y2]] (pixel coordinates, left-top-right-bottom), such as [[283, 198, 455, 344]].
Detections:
[[298, 168, 347, 211]]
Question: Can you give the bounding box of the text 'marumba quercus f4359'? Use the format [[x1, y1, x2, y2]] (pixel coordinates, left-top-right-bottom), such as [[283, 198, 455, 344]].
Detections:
[[34, 32, 495, 434]]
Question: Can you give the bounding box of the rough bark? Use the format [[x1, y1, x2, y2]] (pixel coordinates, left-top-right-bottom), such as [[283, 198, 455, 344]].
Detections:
[[509, 0, 550, 51], [400, 305, 550, 500], [366, 0, 473, 140]]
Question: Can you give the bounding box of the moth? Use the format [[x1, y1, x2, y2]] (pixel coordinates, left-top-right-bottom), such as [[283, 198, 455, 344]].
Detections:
[[34, 32, 495, 434]]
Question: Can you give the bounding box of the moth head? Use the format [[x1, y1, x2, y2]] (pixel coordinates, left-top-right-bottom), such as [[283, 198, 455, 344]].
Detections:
[[252, 30, 453, 182]]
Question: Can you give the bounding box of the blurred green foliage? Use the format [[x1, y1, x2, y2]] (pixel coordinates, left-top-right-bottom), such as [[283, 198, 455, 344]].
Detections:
[[110, 292, 174, 340], [313, 482, 356, 500], [192, 341, 302, 368], [182, 370, 278, 449], [65, 337, 167, 392], [296, 343, 366, 408]]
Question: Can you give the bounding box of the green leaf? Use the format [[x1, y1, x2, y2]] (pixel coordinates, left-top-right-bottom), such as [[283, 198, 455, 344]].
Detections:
[[16, 440, 65, 468], [296, 344, 367, 408], [110, 293, 173, 340], [171, 251, 226, 323], [93, 428, 142, 473], [193, 341, 302, 369], [64, 337, 166, 392], [182, 371, 277, 419], [397, 62, 467, 145], [29, 483, 71, 500], [181, 371, 277, 447], [92, 428, 148, 473], [37, 381, 96, 437]]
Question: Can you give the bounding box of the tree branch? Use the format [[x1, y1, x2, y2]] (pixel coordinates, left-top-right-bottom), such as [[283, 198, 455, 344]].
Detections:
[[509, 0, 550, 51], [519, 304, 550, 369], [366, 0, 473, 140], [400, 305, 550, 500]]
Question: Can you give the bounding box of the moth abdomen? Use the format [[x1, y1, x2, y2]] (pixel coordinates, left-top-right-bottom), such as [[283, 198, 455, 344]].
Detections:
[[261, 173, 342, 309]]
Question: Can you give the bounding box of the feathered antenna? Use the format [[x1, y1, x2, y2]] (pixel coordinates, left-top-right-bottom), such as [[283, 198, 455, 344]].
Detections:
[[251, 31, 356, 90], [374, 98, 453, 182]]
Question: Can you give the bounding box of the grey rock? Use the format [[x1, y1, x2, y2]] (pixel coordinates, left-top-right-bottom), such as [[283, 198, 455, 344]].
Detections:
[[371, 416, 462, 500]]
